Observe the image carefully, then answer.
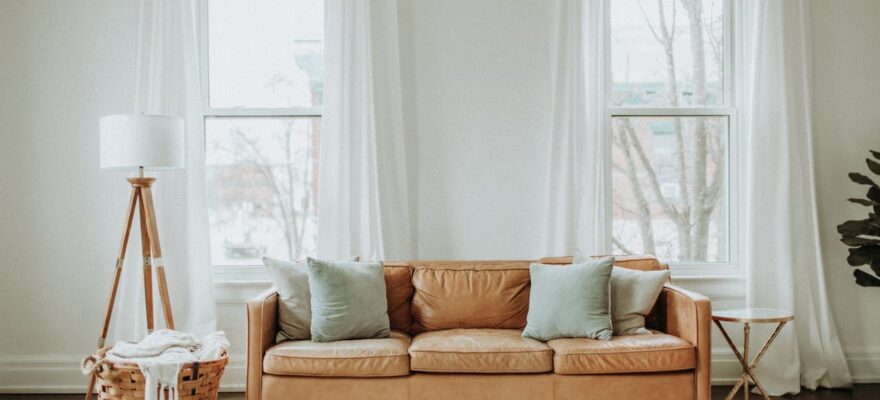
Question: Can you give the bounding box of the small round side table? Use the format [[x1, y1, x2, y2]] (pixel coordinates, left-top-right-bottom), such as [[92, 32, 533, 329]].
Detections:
[[712, 308, 794, 400]]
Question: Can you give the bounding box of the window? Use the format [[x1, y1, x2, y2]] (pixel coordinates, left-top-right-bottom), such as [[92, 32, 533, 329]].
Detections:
[[202, 0, 324, 267], [607, 0, 737, 267]]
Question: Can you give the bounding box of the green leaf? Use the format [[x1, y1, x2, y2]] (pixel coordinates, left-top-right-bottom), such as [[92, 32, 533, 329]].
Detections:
[[848, 198, 879, 206], [869, 186, 880, 202], [847, 245, 880, 266], [850, 172, 878, 186], [870, 159, 880, 176], [872, 258, 880, 276], [849, 251, 869, 266], [838, 219, 869, 236], [843, 236, 880, 246], [854, 269, 880, 287]]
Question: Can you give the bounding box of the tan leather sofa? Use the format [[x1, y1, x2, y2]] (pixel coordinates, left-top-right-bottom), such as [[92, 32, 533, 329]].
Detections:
[[246, 256, 711, 400]]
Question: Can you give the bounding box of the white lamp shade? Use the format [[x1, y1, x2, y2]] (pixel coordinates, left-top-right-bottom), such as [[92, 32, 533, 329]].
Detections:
[[100, 114, 185, 170]]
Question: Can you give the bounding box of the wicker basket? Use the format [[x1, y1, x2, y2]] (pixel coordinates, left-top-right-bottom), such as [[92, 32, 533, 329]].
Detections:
[[89, 348, 228, 400]]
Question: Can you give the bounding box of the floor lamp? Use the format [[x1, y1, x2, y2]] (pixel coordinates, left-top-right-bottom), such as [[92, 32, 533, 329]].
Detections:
[[85, 114, 186, 399]]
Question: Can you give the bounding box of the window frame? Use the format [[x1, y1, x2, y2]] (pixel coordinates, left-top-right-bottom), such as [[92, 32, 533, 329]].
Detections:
[[602, 0, 744, 278], [199, 0, 323, 280]]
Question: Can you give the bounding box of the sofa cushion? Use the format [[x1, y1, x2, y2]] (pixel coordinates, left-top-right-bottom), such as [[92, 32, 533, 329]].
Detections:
[[383, 263, 414, 333], [410, 261, 531, 333], [263, 330, 411, 377], [547, 331, 695, 374], [409, 329, 552, 373]]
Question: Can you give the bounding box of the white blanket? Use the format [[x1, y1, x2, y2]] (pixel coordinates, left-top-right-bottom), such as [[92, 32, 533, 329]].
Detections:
[[104, 330, 228, 400], [110, 330, 200, 359]]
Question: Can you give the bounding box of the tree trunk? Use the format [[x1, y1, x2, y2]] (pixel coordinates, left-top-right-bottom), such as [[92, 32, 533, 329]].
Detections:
[[683, 0, 710, 261], [616, 120, 657, 255]]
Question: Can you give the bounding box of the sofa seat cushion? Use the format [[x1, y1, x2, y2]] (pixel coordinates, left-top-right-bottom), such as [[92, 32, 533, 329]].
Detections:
[[263, 330, 411, 377], [409, 329, 552, 373], [548, 331, 695, 374]]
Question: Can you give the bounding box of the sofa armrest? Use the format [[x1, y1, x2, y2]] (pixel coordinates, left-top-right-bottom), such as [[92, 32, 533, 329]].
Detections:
[[658, 284, 711, 400], [246, 289, 278, 400]]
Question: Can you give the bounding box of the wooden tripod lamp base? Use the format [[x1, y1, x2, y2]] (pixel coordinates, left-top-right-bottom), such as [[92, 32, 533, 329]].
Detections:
[[86, 175, 177, 399], [101, 176, 176, 344]]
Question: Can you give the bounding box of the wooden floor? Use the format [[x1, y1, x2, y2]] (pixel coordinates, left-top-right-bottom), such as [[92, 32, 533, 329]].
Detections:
[[711, 384, 880, 399], [1, 386, 878, 399]]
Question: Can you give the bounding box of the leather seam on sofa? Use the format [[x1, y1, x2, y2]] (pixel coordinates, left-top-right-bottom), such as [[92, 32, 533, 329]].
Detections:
[[414, 267, 528, 271], [409, 350, 551, 355], [271, 354, 408, 360], [409, 368, 552, 374], [556, 346, 692, 355], [265, 371, 410, 378], [553, 366, 694, 374]]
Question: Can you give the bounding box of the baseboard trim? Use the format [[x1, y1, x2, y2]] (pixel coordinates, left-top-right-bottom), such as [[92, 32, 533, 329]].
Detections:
[[0, 354, 246, 394], [2, 349, 877, 393]]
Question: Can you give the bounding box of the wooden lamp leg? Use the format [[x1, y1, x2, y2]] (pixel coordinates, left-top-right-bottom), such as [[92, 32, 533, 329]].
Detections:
[[138, 191, 155, 332], [743, 323, 749, 400], [86, 187, 140, 400], [141, 185, 175, 329]]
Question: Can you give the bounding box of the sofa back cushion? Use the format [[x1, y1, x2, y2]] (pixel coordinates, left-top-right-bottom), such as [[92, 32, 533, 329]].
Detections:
[[384, 263, 414, 332], [410, 261, 531, 333]]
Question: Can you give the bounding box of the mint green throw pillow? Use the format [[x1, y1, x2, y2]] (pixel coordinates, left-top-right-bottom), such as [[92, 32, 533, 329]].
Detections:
[[522, 257, 614, 342], [307, 257, 391, 342]]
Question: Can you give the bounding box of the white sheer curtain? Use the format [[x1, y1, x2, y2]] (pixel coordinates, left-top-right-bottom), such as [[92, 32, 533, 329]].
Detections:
[[743, 0, 851, 395], [317, 0, 411, 260], [542, 0, 606, 257], [112, 0, 216, 341]]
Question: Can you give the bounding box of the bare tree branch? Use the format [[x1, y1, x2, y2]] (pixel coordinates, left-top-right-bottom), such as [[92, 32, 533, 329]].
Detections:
[[613, 236, 638, 255], [615, 121, 657, 254], [623, 120, 681, 221], [635, 0, 664, 43]]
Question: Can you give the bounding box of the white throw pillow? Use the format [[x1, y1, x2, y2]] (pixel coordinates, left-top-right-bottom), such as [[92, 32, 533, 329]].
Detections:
[[263, 256, 359, 342]]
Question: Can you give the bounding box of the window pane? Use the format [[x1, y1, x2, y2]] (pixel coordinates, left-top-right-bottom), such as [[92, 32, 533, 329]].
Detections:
[[611, 116, 728, 262], [206, 117, 319, 265], [610, 0, 723, 107], [208, 0, 324, 108]]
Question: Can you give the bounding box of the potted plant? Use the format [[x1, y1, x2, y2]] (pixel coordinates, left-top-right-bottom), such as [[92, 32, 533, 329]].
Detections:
[[838, 150, 880, 286]]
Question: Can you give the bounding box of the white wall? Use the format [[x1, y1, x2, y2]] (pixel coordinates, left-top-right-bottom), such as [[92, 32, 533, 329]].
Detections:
[[811, 0, 880, 382], [0, 0, 141, 391], [398, 0, 553, 260], [2, 0, 880, 393]]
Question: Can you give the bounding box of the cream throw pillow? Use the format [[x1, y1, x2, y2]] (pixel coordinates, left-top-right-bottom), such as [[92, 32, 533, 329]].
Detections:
[[608, 267, 670, 335]]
